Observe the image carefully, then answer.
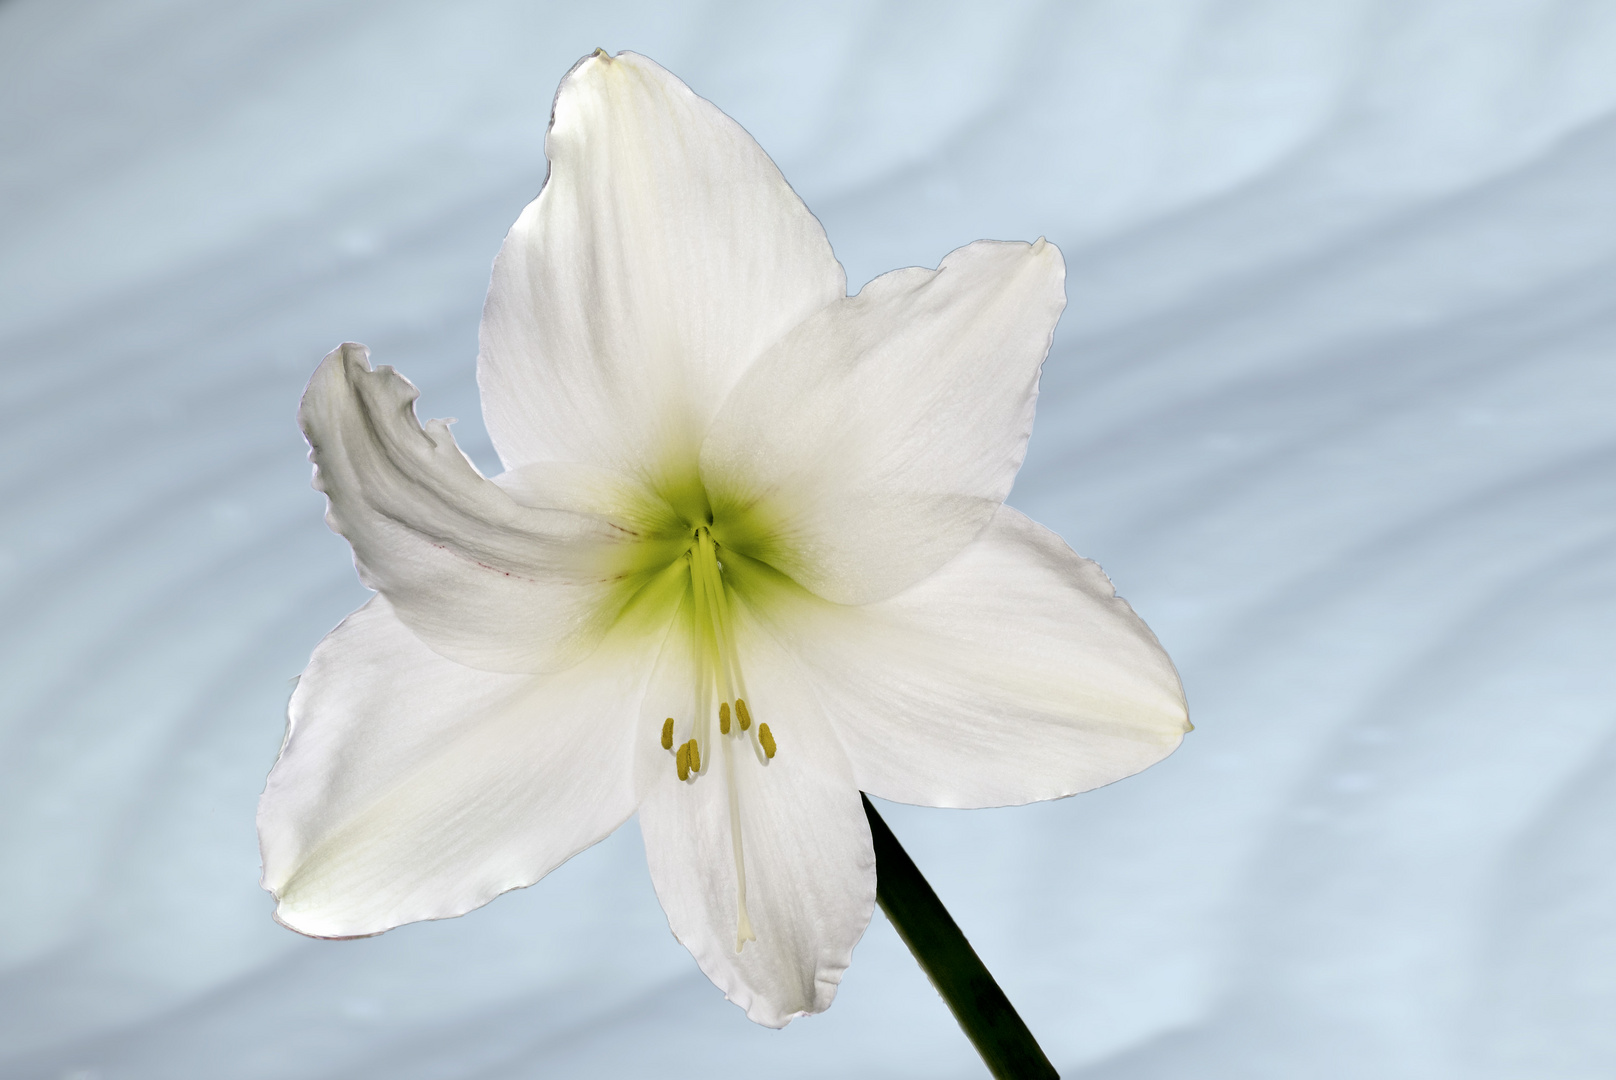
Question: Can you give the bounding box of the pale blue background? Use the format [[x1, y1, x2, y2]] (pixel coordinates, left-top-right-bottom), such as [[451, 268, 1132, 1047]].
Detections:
[[2, 2, 1613, 1077]]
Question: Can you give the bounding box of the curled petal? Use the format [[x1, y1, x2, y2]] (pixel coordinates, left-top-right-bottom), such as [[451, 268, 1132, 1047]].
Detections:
[[300, 343, 644, 673], [702, 239, 1066, 605], [259, 596, 649, 938], [479, 50, 846, 478], [749, 506, 1189, 808]]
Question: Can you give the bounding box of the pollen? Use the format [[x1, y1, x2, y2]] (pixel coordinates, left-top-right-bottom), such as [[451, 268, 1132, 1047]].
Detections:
[[687, 738, 701, 773], [735, 698, 751, 731], [719, 701, 731, 734], [758, 723, 776, 759], [661, 717, 674, 750], [676, 741, 690, 781]]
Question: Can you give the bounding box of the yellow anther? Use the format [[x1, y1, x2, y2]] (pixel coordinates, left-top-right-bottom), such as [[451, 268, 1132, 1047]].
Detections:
[[719, 701, 731, 734], [661, 717, 674, 750], [758, 723, 776, 759], [735, 699, 752, 731], [676, 741, 690, 781], [687, 738, 702, 773]]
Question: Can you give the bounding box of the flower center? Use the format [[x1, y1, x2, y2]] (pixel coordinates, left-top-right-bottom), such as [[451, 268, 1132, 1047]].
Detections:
[[657, 524, 775, 950]]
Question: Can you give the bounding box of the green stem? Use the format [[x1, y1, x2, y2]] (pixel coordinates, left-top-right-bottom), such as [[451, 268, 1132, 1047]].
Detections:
[[862, 794, 1060, 1080]]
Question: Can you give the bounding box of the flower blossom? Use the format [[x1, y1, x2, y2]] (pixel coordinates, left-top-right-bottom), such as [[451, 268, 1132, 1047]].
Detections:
[[258, 50, 1189, 1027]]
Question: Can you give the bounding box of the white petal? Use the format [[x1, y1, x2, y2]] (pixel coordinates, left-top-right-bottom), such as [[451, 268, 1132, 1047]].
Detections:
[[478, 51, 846, 477], [701, 239, 1066, 605], [259, 596, 650, 938], [300, 342, 644, 674], [756, 506, 1189, 808], [634, 605, 874, 1027]]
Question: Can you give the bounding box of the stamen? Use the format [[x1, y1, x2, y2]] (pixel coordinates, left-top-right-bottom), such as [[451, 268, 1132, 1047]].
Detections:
[[661, 717, 674, 750], [694, 528, 749, 709], [758, 723, 776, 759], [677, 524, 765, 948]]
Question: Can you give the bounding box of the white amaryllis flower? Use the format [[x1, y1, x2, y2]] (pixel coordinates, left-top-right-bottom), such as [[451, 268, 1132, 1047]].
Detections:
[[258, 50, 1189, 1027]]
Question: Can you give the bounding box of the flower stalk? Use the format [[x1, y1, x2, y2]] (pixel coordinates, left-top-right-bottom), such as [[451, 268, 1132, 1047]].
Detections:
[[863, 794, 1059, 1080]]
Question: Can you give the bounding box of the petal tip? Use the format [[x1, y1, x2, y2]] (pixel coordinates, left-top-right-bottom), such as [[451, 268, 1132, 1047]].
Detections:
[[270, 899, 384, 942], [1031, 235, 1065, 272], [735, 978, 841, 1029]]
